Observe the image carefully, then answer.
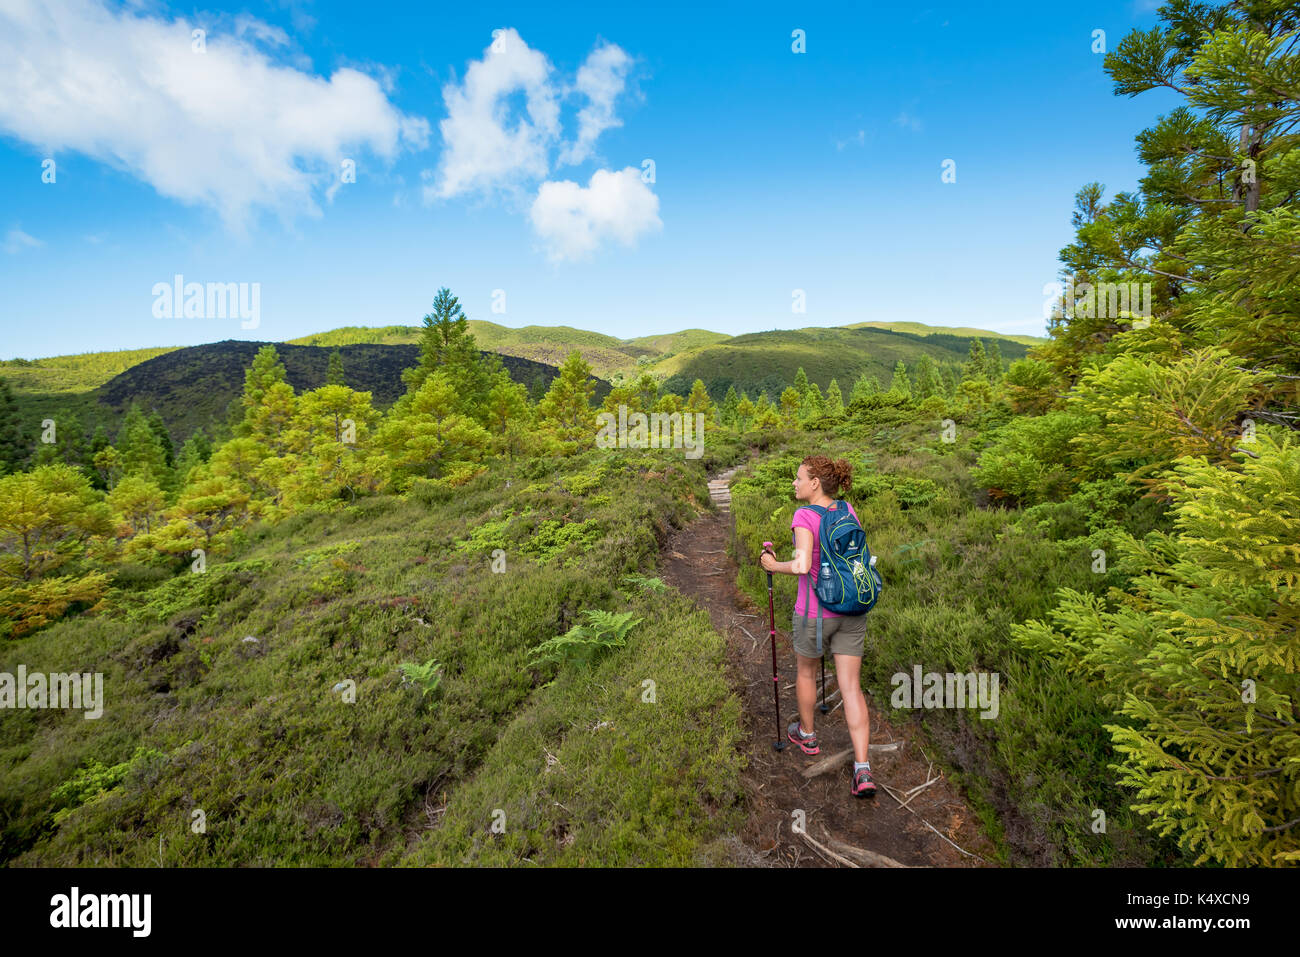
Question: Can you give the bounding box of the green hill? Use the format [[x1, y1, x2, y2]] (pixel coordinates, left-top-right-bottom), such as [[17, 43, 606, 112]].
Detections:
[[846, 321, 1046, 348], [7, 341, 604, 446], [654, 325, 1037, 398]]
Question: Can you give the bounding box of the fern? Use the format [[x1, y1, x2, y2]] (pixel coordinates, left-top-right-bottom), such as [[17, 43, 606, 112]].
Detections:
[[527, 610, 643, 669], [398, 658, 443, 699], [621, 574, 666, 593]]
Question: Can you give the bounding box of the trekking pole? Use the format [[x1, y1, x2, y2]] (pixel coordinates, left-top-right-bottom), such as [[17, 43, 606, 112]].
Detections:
[[763, 543, 785, 751]]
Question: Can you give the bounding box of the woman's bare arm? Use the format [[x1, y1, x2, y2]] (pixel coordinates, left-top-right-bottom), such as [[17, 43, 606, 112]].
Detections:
[[761, 526, 813, 575]]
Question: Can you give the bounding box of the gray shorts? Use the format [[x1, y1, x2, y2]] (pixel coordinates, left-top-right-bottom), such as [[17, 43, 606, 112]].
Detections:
[[791, 610, 866, 658]]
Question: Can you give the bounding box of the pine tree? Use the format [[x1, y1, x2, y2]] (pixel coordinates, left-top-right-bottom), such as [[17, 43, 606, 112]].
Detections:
[[327, 348, 346, 386], [963, 339, 989, 382], [779, 387, 801, 423], [174, 428, 213, 485], [685, 379, 715, 417], [889, 360, 912, 397], [850, 373, 880, 406], [792, 367, 810, 400], [0, 378, 28, 475], [240, 345, 289, 422], [169, 465, 252, 547], [1012, 425, 1300, 866], [825, 379, 844, 417], [735, 393, 755, 431], [108, 473, 167, 537], [403, 288, 494, 418], [985, 340, 1005, 383], [32, 412, 86, 472], [913, 355, 941, 399], [720, 384, 740, 427], [631, 372, 659, 413], [942, 364, 959, 398], [537, 351, 597, 447], [87, 425, 111, 490], [799, 382, 825, 422], [0, 463, 112, 580], [484, 373, 532, 459], [146, 410, 174, 470], [117, 404, 169, 485]]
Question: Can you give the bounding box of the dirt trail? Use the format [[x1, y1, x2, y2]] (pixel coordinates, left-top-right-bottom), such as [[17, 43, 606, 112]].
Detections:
[[660, 461, 998, 868]]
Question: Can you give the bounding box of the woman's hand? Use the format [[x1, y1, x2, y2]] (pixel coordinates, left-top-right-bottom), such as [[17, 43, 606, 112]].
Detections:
[[760, 550, 779, 573]]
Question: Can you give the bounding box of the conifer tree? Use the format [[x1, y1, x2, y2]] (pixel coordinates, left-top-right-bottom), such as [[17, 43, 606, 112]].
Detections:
[[889, 360, 912, 397], [403, 288, 495, 418], [537, 351, 597, 447], [942, 365, 959, 398], [33, 412, 86, 472], [779, 387, 801, 423], [735, 393, 755, 431], [146, 410, 174, 470], [1012, 426, 1300, 866], [799, 382, 825, 422], [850, 373, 880, 406], [825, 379, 844, 417], [0, 377, 24, 475], [327, 348, 346, 386], [240, 345, 289, 421], [985, 340, 1005, 383], [377, 371, 491, 483], [117, 404, 170, 485], [108, 474, 167, 537], [720, 384, 740, 427], [0, 463, 112, 580], [913, 355, 942, 399], [963, 339, 989, 382], [793, 367, 810, 400], [685, 379, 715, 417]]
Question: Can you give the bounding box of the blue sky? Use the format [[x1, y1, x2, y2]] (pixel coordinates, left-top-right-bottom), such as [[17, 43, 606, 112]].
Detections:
[[0, 0, 1179, 359]]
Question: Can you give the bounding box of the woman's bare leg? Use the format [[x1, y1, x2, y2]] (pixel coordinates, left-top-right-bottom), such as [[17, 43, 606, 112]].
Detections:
[[834, 652, 870, 763], [795, 652, 819, 734]]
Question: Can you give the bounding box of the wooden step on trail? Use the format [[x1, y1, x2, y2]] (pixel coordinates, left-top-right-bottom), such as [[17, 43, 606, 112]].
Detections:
[[707, 479, 732, 511], [707, 464, 742, 512]]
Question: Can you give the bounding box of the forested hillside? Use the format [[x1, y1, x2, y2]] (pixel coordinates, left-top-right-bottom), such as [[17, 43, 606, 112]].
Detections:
[[1, 1, 1296, 869]]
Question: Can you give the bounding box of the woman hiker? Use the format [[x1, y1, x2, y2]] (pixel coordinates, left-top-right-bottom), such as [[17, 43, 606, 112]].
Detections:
[[759, 455, 876, 798]]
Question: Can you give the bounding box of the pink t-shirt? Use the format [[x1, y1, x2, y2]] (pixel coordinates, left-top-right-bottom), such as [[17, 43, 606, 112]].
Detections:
[[792, 501, 859, 618]]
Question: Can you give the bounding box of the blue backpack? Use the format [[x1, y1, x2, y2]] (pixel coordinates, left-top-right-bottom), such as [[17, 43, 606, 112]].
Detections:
[[794, 501, 883, 656]]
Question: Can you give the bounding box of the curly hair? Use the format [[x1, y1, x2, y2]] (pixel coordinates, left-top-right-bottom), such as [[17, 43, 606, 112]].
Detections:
[[802, 455, 853, 498]]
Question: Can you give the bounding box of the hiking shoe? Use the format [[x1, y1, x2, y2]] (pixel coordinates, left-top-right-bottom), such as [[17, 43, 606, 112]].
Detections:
[[851, 765, 877, 799], [787, 720, 819, 755]]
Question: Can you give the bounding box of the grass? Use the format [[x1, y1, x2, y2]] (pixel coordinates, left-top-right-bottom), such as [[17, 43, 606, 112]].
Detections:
[[0, 443, 750, 866]]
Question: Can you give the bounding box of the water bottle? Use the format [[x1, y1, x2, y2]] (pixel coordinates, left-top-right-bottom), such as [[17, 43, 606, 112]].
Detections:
[[817, 560, 834, 603]]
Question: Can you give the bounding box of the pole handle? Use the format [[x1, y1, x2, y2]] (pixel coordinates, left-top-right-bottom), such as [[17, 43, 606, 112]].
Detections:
[[762, 542, 774, 587]]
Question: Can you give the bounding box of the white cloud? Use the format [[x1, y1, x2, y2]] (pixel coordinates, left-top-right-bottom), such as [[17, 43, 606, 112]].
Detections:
[[3, 227, 43, 254], [429, 30, 651, 261], [426, 27, 560, 201], [558, 41, 633, 165], [0, 0, 429, 229], [530, 167, 660, 263]]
